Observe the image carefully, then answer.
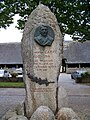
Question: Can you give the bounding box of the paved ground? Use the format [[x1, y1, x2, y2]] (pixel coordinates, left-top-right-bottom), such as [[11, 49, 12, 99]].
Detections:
[[0, 88, 25, 119], [0, 73, 90, 119], [59, 73, 90, 120]]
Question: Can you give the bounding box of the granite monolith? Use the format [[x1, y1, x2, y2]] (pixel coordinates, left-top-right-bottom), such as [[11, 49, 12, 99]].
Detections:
[[21, 4, 62, 117]]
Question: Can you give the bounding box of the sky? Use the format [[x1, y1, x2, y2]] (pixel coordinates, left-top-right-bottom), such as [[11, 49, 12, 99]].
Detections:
[[0, 15, 22, 43], [0, 15, 72, 43]]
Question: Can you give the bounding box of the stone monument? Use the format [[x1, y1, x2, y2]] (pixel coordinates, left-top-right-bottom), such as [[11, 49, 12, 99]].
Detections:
[[21, 4, 62, 118]]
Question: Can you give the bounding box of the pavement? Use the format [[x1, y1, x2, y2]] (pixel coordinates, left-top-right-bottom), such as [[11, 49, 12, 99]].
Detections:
[[0, 73, 90, 120], [0, 88, 25, 120], [59, 73, 90, 120]]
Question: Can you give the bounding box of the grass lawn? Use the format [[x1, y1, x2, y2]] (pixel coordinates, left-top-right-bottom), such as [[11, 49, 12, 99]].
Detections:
[[0, 82, 24, 88]]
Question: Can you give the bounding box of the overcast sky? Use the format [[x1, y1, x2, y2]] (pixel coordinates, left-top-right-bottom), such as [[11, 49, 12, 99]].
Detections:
[[0, 15, 72, 43]]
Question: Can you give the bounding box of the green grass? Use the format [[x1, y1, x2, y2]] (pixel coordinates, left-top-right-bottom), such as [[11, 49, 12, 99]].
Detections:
[[0, 82, 24, 88]]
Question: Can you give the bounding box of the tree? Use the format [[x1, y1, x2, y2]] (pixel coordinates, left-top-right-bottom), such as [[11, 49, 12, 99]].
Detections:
[[0, 0, 89, 41]]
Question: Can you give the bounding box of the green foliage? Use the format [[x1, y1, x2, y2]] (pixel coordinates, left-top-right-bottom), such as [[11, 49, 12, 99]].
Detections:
[[81, 72, 89, 77], [11, 72, 18, 78], [0, 0, 89, 40]]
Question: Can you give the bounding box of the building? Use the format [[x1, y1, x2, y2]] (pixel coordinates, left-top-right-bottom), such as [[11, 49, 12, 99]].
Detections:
[[63, 41, 90, 73], [0, 41, 90, 73], [0, 42, 22, 68]]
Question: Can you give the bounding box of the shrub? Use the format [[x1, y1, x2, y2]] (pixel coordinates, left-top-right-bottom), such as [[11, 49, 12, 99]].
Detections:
[[76, 72, 90, 83], [81, 72, 89, 78], [76, 77, 82, 83], [11, 72, 18, 78]]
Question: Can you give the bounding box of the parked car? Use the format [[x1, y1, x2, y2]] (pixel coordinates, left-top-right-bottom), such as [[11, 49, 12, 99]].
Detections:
[[0, 69, 4, 77], [71, 69, 87, 80], [15, 68, 22, 73], [16, 68, 23, 78], [16, 73, 23, 78], [0, 69, 12, 77]]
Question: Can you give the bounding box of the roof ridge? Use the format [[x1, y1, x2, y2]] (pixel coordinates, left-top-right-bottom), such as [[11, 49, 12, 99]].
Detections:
[[0, 42, 21, 45]]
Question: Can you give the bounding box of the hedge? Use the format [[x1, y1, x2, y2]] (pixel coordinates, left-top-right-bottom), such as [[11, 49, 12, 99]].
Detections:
[[0, 77, 23, 82]]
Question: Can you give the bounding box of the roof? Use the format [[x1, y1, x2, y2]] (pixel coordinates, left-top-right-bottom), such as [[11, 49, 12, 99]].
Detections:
[[63, 41, 90, 64], [0, 41, 90, 65], [0, 42, 22, 64]]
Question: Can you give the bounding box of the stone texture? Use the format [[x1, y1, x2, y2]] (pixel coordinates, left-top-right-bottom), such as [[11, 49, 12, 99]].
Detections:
[[21, 4, 62, 117], [16, 102, 25, 115], [8, 115, 28, 120], [1, 110, 17, 120], [30, 106, 55, 120], [56, 108, 79, 120], [83, 109, 90, 120], [1, 103, 24, 120], [58, 86, 68, 109]]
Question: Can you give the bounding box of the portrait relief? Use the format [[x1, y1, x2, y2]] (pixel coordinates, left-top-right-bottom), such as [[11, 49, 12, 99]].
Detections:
[[34, 25, 55, 46]]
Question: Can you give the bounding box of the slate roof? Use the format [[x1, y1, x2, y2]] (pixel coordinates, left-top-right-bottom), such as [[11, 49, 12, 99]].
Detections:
[[0, 42, 22, 64], [0, 41, 90, 65], [63, 41, 90, 63]]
